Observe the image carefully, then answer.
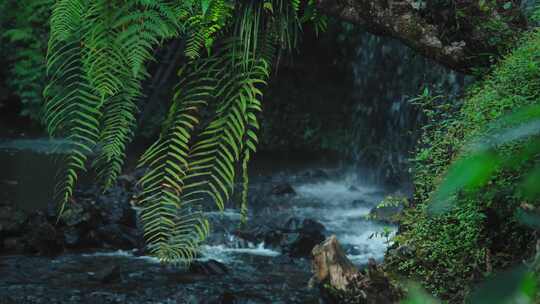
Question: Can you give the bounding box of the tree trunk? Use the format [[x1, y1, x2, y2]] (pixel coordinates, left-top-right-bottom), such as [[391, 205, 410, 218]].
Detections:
[[316, 0, 528, 73]]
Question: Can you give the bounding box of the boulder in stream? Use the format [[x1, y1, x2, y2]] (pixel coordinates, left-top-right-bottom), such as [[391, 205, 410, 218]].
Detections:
[[93, 264, 122, 284], [189, 259, 229, 276], [281, 218, 326, 258], [368, 196, 407, 224], [234, 217, 326, 258], [0, 205, 27, 233], [271, 182, 296, 196]]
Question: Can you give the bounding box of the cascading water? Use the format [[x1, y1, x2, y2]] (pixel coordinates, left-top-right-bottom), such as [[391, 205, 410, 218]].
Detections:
[[0, 29, 466, 303], [348, 32, 468, 186]]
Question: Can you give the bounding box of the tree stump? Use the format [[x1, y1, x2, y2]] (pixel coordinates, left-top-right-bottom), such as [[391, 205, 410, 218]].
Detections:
[[311, 235, 403, 303], [310, 235, 360, 291]]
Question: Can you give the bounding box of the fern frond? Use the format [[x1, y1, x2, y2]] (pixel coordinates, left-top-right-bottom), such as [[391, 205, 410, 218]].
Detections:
[[114, 1, 180, 77], [93, 81, 140, 190], [185, 41, 269, 213], [183, 0, 233, 59], [43, 0, 285, 264], [136, 62, 216, 262], [44, 32, 103, 215], [49, 0, 87, 41]]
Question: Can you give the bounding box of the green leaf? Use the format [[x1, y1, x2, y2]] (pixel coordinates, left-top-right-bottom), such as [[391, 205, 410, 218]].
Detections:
[[429, 151, 500, 215], [467, 267, 529, 304]]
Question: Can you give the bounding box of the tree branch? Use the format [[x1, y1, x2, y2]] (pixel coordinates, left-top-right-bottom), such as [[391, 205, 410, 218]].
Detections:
[[316, 0, 528, 73]]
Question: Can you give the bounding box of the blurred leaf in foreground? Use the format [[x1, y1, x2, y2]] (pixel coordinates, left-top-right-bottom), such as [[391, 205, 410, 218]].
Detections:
[[467, 266, 534, 304], [429, 104, 540, 216]]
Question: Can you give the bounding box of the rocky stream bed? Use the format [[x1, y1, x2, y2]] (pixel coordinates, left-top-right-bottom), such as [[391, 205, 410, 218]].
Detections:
[[0, 139, 403, 303]]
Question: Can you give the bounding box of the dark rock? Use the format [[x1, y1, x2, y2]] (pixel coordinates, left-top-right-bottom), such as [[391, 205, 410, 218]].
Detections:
[[26, 213, 63, 256], [117, 174, 136, 188], [282, 232, 325, 258], [93, 264, 122, 284], [283, 217, 303, 232], [281, 219, 326, 258], [348, 185, 360, 191], [96, 224, 141, 249], [60, 203, 92, 227], [0, 206, 28, 233], [3, 237, 25, 253], [261, 229, 284, 248], [189, 259, 228, 275], [369, 204, 403, 224], [351, 199, 369, 207], [217, 291, 236, 304], [397, 245, 414, 257], [271, 183, 296, 196], [233, 229, 261, 244], [299, 219, 326, 235], [63, 227, 81, 246], [95, 189, 137, 228], [301, 169, 329, 180], [234, 217, 327, 258]]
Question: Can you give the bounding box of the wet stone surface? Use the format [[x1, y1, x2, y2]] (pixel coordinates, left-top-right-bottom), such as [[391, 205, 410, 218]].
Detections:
[[0, 253, 318, 304]]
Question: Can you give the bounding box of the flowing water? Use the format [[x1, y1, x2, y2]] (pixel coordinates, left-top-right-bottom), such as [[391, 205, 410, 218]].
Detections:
[[0, 28, 466, 304], [0, 138, 396, 303]]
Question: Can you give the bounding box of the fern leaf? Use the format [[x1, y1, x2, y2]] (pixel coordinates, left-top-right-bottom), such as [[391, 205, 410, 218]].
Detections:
[[44, 33, 103, 215], [136, 64, 215, 262]]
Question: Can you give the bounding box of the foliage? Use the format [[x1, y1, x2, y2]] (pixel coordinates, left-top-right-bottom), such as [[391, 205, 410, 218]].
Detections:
[[0, 0, 52, 120], [42, 0, 320, 263], [387, 29, 540, 301], [402, 264, 539, 303]]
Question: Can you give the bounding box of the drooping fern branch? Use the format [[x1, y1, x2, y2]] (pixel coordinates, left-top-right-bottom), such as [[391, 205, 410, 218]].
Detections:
[[137, 60, 217, 261], [44, 0, 320, 263], [136, 39, 269, 261]]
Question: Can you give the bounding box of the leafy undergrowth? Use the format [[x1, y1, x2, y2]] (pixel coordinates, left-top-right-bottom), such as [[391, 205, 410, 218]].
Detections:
[[385, 29, 540, 302]]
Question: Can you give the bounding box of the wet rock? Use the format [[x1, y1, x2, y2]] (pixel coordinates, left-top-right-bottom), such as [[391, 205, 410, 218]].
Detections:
[[93, 264, 122, 284], [88, 291, 126, 303], [0, 205, 28, 233], [189, 259, 228, 275], [299, 219, 326, 235], [26, 213, 63, 256], [117, 174, 136, 188], [283, 232, 328, 258], [271, 183, 296, 196], [63, 227, 81, 247], [3, 237, 25, 253], [235, 217, 326, 258], [60, 203, 93, 227], [216, 291, 237, 304], [351, 199, 369, 208], [387, 244, 414, 259], [283, 217, 303, 232], [301, 169, 329, 181], [369, 204, 403, 224], [96, 224, 141, 249], [348, 185, 360, 192], [261, 229, 284, 248], [97, 190, 137, 228], [281, 219, 326, 258]]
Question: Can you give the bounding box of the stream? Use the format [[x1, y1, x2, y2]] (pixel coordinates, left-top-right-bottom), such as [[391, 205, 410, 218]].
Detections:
[[0, 138, 397, 303]]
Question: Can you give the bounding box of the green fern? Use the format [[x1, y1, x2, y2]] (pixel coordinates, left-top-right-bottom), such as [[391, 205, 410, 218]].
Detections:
[[135, 40, 268, 261], [43, 0, 316, 263], [137, 62, 215, 261]]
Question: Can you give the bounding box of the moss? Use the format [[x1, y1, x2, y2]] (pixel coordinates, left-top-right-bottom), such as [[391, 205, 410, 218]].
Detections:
[[387, 30, 540, 302]]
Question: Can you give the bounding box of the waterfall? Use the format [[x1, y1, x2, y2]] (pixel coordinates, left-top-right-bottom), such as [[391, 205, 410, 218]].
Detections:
[[347, 31, 468, 186]]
